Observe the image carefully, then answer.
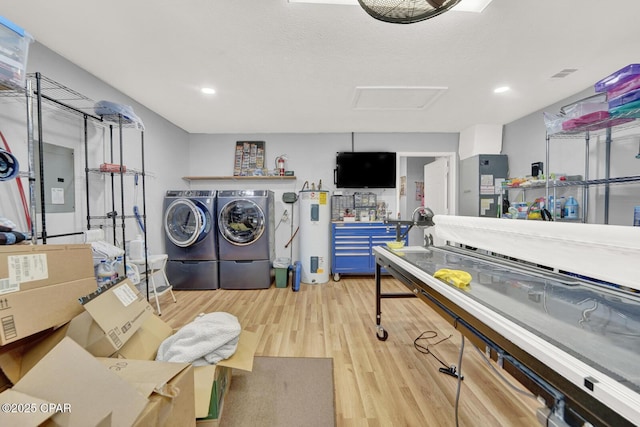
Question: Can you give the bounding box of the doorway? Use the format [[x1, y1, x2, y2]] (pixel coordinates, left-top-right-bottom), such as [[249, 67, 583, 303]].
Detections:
[[396, 151, 458, 246]]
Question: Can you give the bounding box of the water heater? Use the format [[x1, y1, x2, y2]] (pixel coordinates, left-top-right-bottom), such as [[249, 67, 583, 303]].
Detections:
[[298, 189, 330, 284]]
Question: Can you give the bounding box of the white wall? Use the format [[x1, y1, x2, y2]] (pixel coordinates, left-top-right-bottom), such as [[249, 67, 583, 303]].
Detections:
[[458, 124, 503, 160]]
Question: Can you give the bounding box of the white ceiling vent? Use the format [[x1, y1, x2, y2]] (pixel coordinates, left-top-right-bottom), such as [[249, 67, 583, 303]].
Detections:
[[352, 86, 448, 110]]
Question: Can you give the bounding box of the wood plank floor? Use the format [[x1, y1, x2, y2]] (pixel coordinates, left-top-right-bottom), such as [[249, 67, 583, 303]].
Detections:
[[159, 276, 541, 426]]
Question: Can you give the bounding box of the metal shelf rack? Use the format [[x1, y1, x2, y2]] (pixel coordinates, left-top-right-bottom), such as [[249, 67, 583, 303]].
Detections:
[[543, 103, 640, 223], [0, 73, 152, 299]]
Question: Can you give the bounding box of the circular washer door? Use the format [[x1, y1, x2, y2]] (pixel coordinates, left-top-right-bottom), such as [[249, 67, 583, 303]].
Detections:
[[218, 199, 265, 246], [164, 198, 211, 247]]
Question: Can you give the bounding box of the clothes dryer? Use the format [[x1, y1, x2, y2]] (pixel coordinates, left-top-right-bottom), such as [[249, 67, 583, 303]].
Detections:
[[163, 190, 219, 290], [217, 190, 274, 289]]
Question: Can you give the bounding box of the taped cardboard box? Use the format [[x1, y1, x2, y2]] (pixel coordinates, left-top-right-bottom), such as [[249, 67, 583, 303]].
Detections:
[[0, 244, 94, 294], [0, 244, 96, 346], [117, 313, 258, 425], [0, 277, 96, 346]]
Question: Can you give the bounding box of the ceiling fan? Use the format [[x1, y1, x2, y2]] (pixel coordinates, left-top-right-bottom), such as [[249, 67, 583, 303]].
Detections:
[[357, 0, 461, 24]]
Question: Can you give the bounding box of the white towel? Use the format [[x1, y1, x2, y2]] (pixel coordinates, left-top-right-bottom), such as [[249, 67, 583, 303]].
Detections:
[[156, 312, 241, 366]]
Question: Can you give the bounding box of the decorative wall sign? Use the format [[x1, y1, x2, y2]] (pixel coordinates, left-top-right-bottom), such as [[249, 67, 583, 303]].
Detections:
[[415, 181, 424, 201], [234, 141, 265, 176]]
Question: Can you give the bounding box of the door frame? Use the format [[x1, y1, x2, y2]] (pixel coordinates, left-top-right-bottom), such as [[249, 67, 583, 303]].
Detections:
[[395, 151, 458, 220]]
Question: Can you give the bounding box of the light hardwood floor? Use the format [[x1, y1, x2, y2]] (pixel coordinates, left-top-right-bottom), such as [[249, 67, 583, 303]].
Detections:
[[159, 276, 541, 426]]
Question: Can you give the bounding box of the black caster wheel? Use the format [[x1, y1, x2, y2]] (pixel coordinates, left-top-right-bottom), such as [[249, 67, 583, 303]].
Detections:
[[376, 327, 388, 341]]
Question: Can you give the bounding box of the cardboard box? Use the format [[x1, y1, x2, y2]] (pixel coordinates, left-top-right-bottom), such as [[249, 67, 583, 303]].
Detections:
[[67, 279, 154, 356], [194, 363, 232, 422], [0, 244, 95, 294], [0, 244, 97, 346], [0, 275, 256, 426], [0, 333, 196, 427], [118, 313, 258, 424], [97, 357, 195, 427], [0, 277, 96, 345], [3, 337, 149, 426]]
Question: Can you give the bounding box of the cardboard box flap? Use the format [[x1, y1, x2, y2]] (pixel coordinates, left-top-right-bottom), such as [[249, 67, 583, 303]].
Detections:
[[0, 389, 53, 426], [82, 279, 154, 352], [65, 310, 122, 357], [0, 325, 69, 384], [116, 313, 174, 360], [193, 330, 258, 419], [217, 330, 258, 372], [96, 357, 190, 399], [194, 365, 217, 419], [13, 337, 148, 427]]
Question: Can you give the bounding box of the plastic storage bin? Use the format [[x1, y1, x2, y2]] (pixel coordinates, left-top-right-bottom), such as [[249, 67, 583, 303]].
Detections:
[[0, 16, 34, 90], [607, 74, 640, 100], [274, 257, 291, 288], [608, 88, 640, 109], [595, 64, 640, 93], [609, 99, 640, 118], [561, 97, 607, 119]]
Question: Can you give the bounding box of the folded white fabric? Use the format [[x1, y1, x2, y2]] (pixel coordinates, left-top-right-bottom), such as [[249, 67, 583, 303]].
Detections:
[[156, 312, 241, 366]]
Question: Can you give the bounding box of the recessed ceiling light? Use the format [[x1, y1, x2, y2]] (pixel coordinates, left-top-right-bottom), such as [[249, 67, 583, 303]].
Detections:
[[493, 86, 510, 94], [287, 0, 493, 12], [201, 87, 216, 95]]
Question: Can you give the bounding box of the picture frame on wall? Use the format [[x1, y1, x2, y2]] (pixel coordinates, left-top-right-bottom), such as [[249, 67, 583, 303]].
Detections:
[[234, 141, 265, 176]]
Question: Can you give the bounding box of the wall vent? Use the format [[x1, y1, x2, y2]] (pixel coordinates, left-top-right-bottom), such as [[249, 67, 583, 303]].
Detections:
[[551, 69, 578, 79]]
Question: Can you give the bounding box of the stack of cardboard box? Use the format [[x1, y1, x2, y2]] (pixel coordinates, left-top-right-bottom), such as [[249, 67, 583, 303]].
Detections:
[[0, 244, 257, 426]]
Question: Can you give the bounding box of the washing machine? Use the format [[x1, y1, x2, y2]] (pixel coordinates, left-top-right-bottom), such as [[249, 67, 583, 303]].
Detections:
[[163, 190, 219, 290], [217, 189, 274, 289]]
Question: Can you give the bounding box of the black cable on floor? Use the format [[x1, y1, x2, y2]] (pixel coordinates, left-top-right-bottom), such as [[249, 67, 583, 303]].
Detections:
[[413, 330, 453, 369]]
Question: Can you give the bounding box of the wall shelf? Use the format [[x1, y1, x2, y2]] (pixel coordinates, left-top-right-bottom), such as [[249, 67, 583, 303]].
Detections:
[[182, 175, 296, 181]]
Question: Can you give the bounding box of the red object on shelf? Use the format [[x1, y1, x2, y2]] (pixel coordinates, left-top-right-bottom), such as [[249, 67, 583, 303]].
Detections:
[[562, 111, 610, 130], [99, 163, 127, 173]]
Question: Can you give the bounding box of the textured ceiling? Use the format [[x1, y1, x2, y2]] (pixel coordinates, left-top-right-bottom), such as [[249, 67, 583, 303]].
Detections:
[[3, 0, 640, 134]]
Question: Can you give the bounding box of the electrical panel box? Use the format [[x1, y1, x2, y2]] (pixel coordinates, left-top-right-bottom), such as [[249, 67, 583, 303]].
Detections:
[[459, 154, 508, 218], [35, 142, 75, 213]]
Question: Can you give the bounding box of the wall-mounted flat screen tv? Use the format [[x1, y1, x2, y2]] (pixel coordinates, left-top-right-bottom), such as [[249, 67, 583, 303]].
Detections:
[[335, 152, 396, 188]]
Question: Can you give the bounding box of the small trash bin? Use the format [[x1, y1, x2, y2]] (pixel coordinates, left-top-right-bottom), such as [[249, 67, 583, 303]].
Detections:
[[274, 257, 291, 288]]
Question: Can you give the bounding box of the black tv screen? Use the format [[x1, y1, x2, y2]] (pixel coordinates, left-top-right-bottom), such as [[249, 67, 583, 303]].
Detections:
[[335, 152, 396, 189]]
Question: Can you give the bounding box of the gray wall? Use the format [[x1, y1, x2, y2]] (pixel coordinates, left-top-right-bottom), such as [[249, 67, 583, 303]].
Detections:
[[188, 132, 457, 259]]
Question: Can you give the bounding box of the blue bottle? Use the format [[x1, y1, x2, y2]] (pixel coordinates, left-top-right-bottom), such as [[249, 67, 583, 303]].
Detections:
[[565, 196, 579, 220]]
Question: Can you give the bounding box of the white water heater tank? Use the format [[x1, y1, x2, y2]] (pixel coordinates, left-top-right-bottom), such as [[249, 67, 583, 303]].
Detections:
[[298, 190, 330, 284]]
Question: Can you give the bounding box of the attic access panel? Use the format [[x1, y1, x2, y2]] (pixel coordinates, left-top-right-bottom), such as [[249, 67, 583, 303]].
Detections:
[[35, 142, 75, 213]]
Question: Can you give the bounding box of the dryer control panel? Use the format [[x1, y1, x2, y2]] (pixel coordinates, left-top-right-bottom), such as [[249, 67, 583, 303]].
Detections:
[[166, 190, 215, 197]]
